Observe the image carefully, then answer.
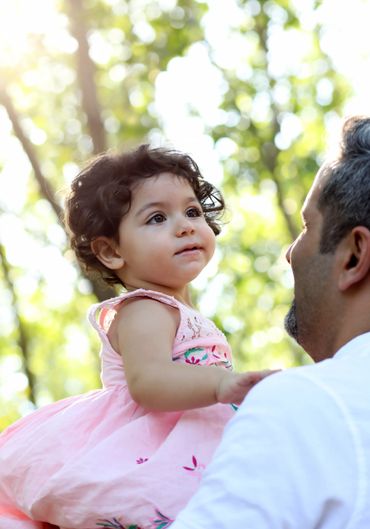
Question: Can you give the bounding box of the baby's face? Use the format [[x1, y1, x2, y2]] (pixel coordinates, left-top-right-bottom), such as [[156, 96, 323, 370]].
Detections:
[[113, 172, 216, 294]]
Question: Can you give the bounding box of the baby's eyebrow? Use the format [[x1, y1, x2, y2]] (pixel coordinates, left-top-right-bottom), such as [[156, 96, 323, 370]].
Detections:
[[135, 202, 164, 217], [135, 197, 198, 217]]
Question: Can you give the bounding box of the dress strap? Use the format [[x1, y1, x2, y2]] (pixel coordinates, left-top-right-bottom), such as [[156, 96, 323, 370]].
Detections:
[[87, 295, 122, 334], [120, 289, 179, 309], [87, 294, 131, 355], [87, 289, 181, 337]]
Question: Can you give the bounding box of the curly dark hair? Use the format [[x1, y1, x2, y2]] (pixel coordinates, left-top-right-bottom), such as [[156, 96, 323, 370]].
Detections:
[[318, 116, 370, 253], [64, 144, 225, 286]]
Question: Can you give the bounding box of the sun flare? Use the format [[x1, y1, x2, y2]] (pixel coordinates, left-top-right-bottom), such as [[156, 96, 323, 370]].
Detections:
[[0, 0, 62, 67]]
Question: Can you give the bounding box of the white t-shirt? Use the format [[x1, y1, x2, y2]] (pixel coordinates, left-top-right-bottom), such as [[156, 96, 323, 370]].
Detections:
[[172, 333, 370, 529]]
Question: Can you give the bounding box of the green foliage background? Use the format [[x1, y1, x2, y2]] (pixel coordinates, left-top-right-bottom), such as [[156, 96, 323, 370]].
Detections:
[[0, 0, 349, 430]]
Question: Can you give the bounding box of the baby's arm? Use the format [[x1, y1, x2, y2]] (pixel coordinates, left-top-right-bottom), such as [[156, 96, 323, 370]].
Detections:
[[114, 298, 274, 412]]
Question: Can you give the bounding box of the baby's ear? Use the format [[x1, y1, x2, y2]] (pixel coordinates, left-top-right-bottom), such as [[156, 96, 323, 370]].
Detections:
[[91, 237, 125, 270]]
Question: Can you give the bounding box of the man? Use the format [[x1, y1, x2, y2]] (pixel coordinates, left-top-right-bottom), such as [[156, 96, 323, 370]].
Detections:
[[171, 115, 370, 529]]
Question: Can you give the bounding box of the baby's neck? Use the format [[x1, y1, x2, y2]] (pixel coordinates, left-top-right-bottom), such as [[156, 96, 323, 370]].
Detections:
[[175, 289, 194, 308], [124, 283, 194, 309]]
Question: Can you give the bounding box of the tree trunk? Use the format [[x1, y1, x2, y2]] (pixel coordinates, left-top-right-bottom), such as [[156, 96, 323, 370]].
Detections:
[[0, 242, 36, 404], [66, 0, 107, 154]]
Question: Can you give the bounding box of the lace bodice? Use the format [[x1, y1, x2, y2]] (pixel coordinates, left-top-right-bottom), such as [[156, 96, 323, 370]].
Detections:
[[88, 289, 233, 388]]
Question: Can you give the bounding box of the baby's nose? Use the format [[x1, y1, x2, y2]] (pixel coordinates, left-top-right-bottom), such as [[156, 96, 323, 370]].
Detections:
[[176, 219, 194, 236]]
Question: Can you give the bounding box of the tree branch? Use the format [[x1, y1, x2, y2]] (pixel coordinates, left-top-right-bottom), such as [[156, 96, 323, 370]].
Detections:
[[0, 87, 116, 301], [0, 88, 64, 222], [254, 17, 299, 242], [0, 242, 36, 404], [261, 135, 299, 241], [66, 0, 107, 154]]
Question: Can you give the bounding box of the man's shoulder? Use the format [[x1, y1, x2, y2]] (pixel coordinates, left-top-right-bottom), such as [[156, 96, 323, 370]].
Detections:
[[239, 358, 346, 422], [249, 349, 359, 398], [238, 352, 369, 442], [247, 358, 329, 393]]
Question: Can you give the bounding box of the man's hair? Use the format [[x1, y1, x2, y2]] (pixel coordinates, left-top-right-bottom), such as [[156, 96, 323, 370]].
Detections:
[[64, 144, 225, 285], [318, 116, 370, 253]]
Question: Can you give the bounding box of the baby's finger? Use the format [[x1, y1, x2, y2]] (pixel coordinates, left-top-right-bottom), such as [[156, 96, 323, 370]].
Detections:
[[239, 369, 280, 386]]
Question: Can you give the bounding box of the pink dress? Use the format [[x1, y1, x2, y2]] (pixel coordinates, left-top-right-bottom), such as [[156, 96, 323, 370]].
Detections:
[[0, 289, 235, 529]]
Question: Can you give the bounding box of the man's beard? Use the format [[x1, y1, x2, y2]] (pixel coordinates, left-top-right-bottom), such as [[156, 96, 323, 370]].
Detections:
[[284, 299, 299, 342]]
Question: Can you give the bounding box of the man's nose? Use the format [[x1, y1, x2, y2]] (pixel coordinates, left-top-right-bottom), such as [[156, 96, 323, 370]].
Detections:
[[285, 243, 293, 264]]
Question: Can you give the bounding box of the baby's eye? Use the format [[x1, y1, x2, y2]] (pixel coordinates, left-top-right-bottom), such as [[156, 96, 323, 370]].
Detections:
[[186, 206, 202, 218], [147, 213, 166, 224]]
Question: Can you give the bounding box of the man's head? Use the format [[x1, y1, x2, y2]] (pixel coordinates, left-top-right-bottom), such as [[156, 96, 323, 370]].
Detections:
[[318, 116, 370, 252], [284, 116, 370, 361]]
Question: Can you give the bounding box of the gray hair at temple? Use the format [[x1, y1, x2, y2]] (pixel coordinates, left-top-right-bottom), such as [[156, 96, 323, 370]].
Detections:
[[318, 116, 370, 253]]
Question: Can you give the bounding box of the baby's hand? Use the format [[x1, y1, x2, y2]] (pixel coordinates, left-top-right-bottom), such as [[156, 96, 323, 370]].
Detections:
[[216, 370, 279, 405]]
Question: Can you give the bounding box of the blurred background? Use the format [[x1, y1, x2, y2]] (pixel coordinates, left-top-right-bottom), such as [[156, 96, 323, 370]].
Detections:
[[1, 0, 370, 430]]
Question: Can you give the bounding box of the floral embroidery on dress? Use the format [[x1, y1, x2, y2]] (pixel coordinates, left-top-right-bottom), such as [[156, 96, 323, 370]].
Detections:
[[96, 510, 173, 529], [150, 509, 173, 528], [96, 518, 128, 528], [184, 347, 208, 365], [136, 457, 148, 464], [183, 455, 205, 476]]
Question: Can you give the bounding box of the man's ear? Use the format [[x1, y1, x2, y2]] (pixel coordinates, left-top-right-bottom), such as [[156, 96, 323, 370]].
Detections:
[[91, 237, 125, 270], [338, 227, 370, 291]]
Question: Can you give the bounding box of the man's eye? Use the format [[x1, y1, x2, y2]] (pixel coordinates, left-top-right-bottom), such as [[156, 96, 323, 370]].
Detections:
[[147, 213, 166, 224], [186, 207, 202, 218]]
